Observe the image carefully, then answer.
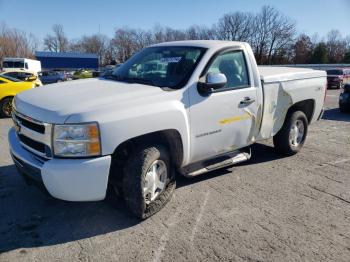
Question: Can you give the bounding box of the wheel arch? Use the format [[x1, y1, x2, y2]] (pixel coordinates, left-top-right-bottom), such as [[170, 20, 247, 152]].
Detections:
[[107, 129, 184, 193], [0, 95, 15, 117], [113, 129, 184, 168], [286, 99, 315, 123], [0, 95, 15, 102]]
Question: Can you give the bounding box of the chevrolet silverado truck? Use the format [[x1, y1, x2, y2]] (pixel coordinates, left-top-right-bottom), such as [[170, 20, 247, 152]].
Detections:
[[8, 41, 327, 219]]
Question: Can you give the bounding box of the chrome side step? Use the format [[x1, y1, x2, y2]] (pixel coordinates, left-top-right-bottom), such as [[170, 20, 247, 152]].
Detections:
[[180, 148, 251, 177]]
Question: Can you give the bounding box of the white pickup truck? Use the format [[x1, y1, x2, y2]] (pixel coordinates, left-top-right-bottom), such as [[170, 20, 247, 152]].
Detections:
[[8, 41, 327, 219]]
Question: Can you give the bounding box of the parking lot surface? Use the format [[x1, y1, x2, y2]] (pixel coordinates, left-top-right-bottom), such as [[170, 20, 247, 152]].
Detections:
[[0, 89, 349, 262]]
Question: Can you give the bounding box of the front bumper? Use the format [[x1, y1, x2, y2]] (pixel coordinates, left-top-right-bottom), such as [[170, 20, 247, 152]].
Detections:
[[8, 127, 111, 201]]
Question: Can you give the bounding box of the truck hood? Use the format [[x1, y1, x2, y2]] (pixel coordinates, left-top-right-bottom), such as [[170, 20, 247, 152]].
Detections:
[[15, 78, 165, 123]]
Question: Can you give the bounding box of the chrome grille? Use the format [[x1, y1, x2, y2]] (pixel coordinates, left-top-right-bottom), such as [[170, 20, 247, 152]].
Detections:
[[12, 110, 53, 159]]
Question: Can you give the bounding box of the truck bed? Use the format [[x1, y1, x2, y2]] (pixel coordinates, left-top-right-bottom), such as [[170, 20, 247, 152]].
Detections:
[[257, 66, 327, 141], [259, 66, 326, 83]]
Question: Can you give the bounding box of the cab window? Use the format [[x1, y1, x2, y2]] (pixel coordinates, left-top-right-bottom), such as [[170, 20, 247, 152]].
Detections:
[[13, 62, 25, 68], [3, 61, 13, 68], [207, 50, 249, 90], [6, 72, 17, 77]]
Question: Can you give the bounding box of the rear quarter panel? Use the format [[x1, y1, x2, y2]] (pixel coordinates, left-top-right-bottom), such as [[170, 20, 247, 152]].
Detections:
[[258, 76, 326, 140]]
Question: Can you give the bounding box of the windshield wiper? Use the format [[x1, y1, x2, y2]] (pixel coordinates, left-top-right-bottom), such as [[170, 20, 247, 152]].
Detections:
[[106, 74, 158, 87], [122, 77, 157, 86]]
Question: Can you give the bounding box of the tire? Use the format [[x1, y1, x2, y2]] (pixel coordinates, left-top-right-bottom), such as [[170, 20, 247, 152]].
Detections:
[[339, 104, 348, 113], [273, 111, 308, 156], [0, 97, 14, 118], [122, 145, 175, 219]]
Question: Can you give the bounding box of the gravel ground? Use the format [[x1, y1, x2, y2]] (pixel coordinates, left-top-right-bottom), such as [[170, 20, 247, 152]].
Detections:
[[0, 89, 349, 262]]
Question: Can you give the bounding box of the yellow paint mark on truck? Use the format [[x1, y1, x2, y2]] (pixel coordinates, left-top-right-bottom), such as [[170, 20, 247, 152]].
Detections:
[[219, 114, 251, 125]]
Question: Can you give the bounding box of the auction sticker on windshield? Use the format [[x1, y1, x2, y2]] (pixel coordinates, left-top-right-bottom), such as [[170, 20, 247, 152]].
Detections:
[[160, 57, 182, 63]]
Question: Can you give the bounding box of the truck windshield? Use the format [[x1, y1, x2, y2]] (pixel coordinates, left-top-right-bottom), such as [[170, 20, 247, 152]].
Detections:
[[3, 61, 25, 68], [327, 69, 343, 75], [111, 46, 206, 88]]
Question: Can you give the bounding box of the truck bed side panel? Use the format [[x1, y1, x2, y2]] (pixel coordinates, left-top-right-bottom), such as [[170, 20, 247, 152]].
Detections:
[[258, 76, 326, 140]]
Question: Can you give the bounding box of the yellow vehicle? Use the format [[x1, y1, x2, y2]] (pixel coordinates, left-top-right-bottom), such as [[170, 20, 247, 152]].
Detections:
[[1, 70, 43, 87], [73, 69, 94, 79], [0, 75, 34, 117]]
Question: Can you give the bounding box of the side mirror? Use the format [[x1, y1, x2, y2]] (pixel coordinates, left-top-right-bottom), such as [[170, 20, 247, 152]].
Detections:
[[198, 73, 227, 94]]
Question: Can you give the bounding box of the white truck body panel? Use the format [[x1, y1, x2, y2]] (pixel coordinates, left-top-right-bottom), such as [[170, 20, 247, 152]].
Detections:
[[258, 66, 326, 140], [9, 40, 327, 201], [2, 58, 42, 73], [8, 127, 111, 201], [15, 79, 192, 165], [259, 66, 326, 83]]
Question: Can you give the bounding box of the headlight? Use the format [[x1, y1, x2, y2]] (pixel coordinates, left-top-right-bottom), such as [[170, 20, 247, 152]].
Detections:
[[53, 123, 101, 157]]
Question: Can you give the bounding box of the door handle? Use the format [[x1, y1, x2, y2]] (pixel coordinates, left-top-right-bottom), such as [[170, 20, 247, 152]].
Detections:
[[240, 97, 255, 105]]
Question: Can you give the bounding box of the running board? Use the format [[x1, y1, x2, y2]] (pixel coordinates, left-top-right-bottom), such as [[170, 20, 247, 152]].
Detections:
[[180, 148, 251, 177]]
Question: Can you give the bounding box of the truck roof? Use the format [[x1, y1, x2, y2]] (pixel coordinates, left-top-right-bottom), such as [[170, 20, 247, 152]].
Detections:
[[151, 40, 247, 49], [3, 58, 39, 62], [259, 66, 326, 83]]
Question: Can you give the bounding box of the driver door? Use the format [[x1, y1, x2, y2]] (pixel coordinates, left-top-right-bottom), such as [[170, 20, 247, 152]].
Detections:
[[189, 49, 259, 163]]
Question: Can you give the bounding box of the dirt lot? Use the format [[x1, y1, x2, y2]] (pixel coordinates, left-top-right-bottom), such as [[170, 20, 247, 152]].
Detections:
[[0, 89, 349, 262]]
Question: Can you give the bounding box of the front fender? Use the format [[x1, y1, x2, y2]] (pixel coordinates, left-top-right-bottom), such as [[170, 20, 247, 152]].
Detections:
[[67, 100, 191, 166]]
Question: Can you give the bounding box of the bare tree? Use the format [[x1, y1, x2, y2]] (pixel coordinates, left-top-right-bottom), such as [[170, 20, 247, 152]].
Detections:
[[253, 6, 296, 64], [4, 6, 347, 67], [111, 28, 138, 63], [133, 29, 154, 49], [103, 40, 117, 65], [215, 12, 255, 42], [186, 25, 215, 40], [70, 34, 109, 65], [293, 34, 313, 64], [43, 24, 69, 52], [0, 23, 38, 63], [326, 30, 347, 63]]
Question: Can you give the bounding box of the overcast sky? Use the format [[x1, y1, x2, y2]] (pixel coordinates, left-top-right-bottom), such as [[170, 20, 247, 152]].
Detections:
[[1, 0, 349, 40]]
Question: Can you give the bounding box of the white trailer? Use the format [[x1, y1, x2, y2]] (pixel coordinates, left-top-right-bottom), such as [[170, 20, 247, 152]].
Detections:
[[2, 58, 42, 73]]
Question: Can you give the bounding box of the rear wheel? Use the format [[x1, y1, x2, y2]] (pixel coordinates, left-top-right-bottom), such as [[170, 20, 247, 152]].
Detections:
[[273, 111, 308, 156], [122, 145, 175, 219], [0, 97, 13, 118]]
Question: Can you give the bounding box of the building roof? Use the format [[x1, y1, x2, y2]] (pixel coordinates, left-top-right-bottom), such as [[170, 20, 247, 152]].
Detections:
[[35, 51, 98, 59]]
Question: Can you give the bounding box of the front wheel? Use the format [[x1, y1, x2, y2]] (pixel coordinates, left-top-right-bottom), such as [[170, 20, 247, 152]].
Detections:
[[122, 145, 175, 219], [0, 97, 14, 118], [273, 111, 308, 156]]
